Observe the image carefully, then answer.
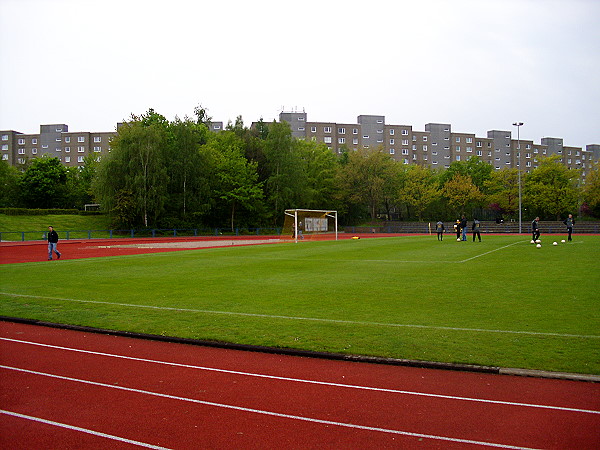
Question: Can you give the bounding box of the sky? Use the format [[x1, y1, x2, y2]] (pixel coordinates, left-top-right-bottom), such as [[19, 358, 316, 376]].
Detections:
[[1, 0, 599, 148]]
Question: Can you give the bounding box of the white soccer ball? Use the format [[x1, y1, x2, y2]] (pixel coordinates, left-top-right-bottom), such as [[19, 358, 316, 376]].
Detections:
[[457, 238, 461, 241], [535, 240, 541, 244], [530, 240, 535, 244], [553, 242, 558, 246], [536, 244, 542, 248], [561, 239, 566, 243]]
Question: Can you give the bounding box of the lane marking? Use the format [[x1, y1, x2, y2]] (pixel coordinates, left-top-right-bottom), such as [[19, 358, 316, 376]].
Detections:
[[0, 409, 169, 449], [0, 365, 539, 450], [459, 241, 525, 263], [1, 292, 597, 339], [2, 338, 598, 415]]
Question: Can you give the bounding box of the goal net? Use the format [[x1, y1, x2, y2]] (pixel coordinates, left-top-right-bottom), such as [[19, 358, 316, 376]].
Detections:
[[283, 209, 338, 242]]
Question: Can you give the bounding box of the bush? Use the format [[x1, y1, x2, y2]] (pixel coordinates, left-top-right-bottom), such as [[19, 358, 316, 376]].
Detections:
[[0, 208, 79, 216]]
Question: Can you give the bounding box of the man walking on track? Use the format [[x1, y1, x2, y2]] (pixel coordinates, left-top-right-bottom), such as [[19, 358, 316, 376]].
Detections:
[[47, 226, 61, 260]]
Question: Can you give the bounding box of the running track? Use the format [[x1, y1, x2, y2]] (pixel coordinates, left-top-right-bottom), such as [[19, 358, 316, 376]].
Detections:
[[1, 321, 599, 449]]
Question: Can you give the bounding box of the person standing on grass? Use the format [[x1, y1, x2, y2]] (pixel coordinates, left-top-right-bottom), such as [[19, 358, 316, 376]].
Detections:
[[436, 220, 445, 241], [563, 214, 575, 242], [472, 218, 482, 242], [531, 217, 541, 242], [460, 215, 468, 241], [47, 226, 61, 260]]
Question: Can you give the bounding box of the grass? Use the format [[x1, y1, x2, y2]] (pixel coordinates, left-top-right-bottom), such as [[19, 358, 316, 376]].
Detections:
[[1, 234, 599, 374], [0, 214, 111, 241]]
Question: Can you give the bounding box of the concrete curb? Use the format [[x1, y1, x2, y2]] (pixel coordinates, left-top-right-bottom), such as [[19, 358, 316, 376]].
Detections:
[[2, 316, 598, 383]]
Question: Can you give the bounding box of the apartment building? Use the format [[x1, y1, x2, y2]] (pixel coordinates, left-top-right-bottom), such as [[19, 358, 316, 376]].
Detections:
[[1, 121, 224, 168], [279, 111, 598, 181]]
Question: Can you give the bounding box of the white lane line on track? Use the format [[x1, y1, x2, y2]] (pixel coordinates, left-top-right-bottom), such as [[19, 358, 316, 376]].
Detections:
[[2, 337, 598, 416], [1, 293, 597, 339], [0, 409, 170, 450], [0, 365, 539, 450]]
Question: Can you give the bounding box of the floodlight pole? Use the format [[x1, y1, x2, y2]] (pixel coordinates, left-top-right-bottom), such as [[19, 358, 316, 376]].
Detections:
[[512, 122, 524, 234]]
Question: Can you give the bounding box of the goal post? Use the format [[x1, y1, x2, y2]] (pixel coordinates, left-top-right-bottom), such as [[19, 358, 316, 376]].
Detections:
[[283, 209, 338, 242]]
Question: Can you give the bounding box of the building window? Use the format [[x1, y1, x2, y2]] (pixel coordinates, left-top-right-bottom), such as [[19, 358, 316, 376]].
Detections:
[[338, 138, 345, 144], [1, 135, 8, 141], [56, 147, 61, 152], [65, 147, 70, 152], [456, 155, 461, 161], [390, 148, 395, 155], [65, 156, 71, 163], [78, 136, 85, 142], [94, 136, 102, 143], [476, 141, 482, 147], [423, 136, 428, 141], [402, 129, 409, 136], [390, 139, 395, 145], [78, 146, 85, 152], [1, 144, 7, 151], [363, 135, 369, 139], [93, 146, 102, 152], [298, 127, 305, 131], [456, 146, 461, 152], [324, 137, 332, 144], [402, 149, 409, 155], [353, 138, 358, 145], [338, 128, 345, 134], [402, 140, 409, 146], [18, 148, 25, 154], [423, 145, 428, 151], [466, 147, 472, 152], [32, 148, 37, 154], [477, 150, 482, 156], [77, 156, 84, 163], [18, 138, 25, 145], [456, 137, 461, 143], [1, 154, 8, 160], [310, 127, 316, 133], [65, 137, 70, 143], [324, 127, 332, 133], [390, 129, 395, 135], [32, 138, 37, 144], [353, 128, 358, 134], [466, 137, 473, 143]]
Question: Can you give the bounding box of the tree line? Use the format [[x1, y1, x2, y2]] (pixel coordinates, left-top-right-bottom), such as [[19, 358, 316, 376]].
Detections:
[[2, 108, 599, 228]]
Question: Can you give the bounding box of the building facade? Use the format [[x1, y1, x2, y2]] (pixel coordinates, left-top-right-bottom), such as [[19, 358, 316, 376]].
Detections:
[[278, 111, 598, 181]]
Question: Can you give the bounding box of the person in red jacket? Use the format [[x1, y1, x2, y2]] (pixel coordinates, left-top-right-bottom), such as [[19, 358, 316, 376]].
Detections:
[[47, 226, 61, 260]]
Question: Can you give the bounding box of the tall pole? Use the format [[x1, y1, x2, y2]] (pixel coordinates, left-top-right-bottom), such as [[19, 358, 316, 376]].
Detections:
[[512, 122, 524, 234]]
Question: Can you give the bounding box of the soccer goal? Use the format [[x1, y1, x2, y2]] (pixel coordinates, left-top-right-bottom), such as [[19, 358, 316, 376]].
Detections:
[[283, 209, 338, 242]]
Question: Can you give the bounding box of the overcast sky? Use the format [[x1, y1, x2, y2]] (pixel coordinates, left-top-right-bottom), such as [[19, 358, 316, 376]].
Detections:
[[1, 0, 598, 148]]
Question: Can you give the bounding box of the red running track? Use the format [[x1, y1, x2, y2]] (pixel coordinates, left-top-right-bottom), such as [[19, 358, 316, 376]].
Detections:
[[1, 321, 599, 449]]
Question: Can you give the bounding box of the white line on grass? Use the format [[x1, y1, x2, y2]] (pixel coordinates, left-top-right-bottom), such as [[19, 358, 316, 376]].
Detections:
[[2, 337, 597, 415], [459, 240, 526, 263], [0, 409, 170, 449], [0, 365, 540, 449], [1, 292, 598, 339]]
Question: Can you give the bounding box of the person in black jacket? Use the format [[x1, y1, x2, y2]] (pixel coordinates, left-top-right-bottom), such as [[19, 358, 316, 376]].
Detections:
[[47, 226, 61, 260], [460, 215, 468, 241], [472, 218, 482, 242], [531, 217, 541, 242], [435, 221, 445, 241], [563, 214, 575, 241]]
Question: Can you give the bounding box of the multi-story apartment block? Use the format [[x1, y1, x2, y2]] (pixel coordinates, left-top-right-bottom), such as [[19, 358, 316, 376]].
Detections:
[[1, 120, 224, 168], [278, 112, 598, 182]]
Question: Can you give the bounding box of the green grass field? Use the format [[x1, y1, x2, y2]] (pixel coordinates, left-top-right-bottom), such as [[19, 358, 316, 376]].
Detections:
[[1, 234, 599, 374]]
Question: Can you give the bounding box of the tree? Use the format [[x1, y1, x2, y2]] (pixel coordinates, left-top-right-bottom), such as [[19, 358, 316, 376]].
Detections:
[[19, 157, 69, 208], [336, 147, 399, 220], [398, 165, 440, 221], [0, 159, 21, 207], [203, 131, 263, 230], [441, 173, 484, 215], [94, 110, 169, 227], [483, 168, 520, 217], [523, 156, 579, 219], [439, 157, 493, 192], [581, 161, 600, 217]]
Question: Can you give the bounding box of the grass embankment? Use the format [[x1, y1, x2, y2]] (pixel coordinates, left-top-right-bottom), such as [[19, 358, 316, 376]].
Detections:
[[1, 235, 598, 374], [0, 214, 111, 240]]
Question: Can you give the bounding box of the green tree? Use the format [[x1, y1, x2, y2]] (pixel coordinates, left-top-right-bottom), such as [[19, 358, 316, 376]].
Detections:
[[399, 165, 440, 221], [0, 159, 21, 207], [523, 156, 579, 219], [582, 161, 600, 217], [19, 157, 69, 208], [203, 131, 263, 230], [439, 157, 493, 192], [441, 173, 484, 215], [296, 139, 339, 210], [484, 168, 520, 217], [336, 147, 399, 220], [94, 110, 169, 227]]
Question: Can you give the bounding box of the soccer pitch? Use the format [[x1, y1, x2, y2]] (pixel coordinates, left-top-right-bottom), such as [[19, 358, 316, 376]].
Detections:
[[1, 235, 599, 374]]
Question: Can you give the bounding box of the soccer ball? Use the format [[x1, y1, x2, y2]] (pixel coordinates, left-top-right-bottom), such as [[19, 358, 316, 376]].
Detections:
[[536, 244, 542, 248], [561, 239, 566, 243], [530, 240, 535, 244], [535, 240, 541, 244], [457, 238, 461, 241], [553, 242, 558, 246]]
